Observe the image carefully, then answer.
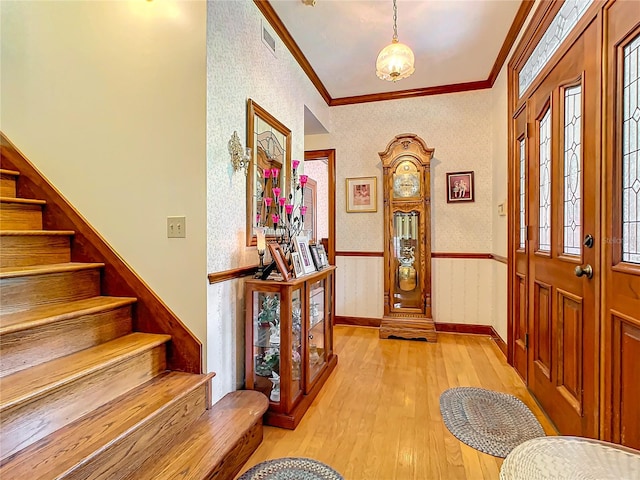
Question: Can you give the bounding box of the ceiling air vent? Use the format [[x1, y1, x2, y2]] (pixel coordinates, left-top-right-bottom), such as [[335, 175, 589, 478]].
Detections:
[[261, 20, 277, 57]]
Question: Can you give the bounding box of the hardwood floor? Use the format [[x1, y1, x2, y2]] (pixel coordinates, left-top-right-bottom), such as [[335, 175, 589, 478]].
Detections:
[[238, 326, 557, 479]]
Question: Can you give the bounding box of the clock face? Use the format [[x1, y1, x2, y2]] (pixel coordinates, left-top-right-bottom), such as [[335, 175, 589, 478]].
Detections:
[[393, 172, 420, 198]]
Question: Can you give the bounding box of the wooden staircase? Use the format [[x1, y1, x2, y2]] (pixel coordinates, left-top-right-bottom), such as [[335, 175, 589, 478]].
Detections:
[[0, 166, 268, 479]]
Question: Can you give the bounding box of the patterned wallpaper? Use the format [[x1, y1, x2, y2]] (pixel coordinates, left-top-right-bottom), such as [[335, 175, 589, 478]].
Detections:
[[330, 90, 494, 253], [302, 159, 329, 240], [206, 0, 331, 400], [207, 0, 330, 273]]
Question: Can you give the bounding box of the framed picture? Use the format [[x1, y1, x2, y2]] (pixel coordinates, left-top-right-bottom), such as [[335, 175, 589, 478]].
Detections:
[[293, 236, 316, 274], [309, 244, 324, 270], [268, 243, 291, 281], [317, 244, 329, 267], [446, 171, 475, 203], [346, 176, 377, 212], [291, 252, 304, 278]]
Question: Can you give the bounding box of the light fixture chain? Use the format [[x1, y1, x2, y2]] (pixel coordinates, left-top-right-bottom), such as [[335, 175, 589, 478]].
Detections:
[[392, 0, 398, 41]]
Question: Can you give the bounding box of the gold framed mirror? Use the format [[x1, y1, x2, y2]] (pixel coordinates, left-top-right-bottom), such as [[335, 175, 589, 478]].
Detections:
[[246, 99, 292, 246]]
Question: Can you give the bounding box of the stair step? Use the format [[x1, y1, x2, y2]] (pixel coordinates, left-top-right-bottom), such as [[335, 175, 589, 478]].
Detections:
[[0, 169, 20, 197], [0, 371, 213, 480], [0, 332, 171, 459], [0, 197, 44, 230], [0, 230, 75, 268], [1, 296, 137, 377], [0, 262, 104, 314], [128, 390, 270, 480]]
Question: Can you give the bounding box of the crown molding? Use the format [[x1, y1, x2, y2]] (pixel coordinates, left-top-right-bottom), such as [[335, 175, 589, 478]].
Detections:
[[255, 0, 535, 107]]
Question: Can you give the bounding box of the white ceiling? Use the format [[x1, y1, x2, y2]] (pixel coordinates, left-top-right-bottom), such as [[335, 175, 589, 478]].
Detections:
[[269, 0, 523, 100]]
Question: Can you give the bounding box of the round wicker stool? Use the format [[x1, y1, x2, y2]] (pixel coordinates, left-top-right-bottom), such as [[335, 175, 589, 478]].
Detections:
[[500, 436, 640, 480], [238, 457, 344, 480]]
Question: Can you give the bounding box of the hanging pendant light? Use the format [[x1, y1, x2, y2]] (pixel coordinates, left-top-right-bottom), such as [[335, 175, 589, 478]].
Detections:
[[376, 0, 415, 82]]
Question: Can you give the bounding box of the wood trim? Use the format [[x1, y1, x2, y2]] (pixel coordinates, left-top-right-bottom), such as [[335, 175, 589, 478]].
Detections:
[[256, 0, 534, 107], [208, 265, 259, 284], [487, 1, 536, 86], [335, 316, 381, 328], [253, 0, 331, 105], [304, 149, 336, 266], [329, 80, 491, 107], [432, 252, 493, 259], [493, 254, 508, 264], [491, 326, 508, 357], [335, 251, 384, 257], [0, 133, 202, 374], [435, 322, 507, 356]]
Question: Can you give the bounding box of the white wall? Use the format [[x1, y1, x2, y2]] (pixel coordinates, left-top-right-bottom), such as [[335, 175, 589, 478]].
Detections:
[[1, 1, 208, 353], [207, 0, 330, 400]]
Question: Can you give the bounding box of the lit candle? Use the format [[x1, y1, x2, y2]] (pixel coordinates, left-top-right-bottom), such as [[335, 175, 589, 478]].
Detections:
[[299, 175, 308, 186], [255, 227, 266, 252], [273, 187, 281, 199]]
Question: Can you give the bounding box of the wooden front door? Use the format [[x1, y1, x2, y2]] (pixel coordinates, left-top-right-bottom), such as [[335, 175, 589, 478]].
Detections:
[[602, 0, 640, 449], [526, 18, 600, 437]]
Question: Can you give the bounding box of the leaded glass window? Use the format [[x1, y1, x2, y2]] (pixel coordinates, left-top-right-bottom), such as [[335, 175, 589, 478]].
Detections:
[[622, 34, 640, 264], [519, 139, 526, 249], [539, 109, 552, 252], [564, 85, 582, 255], [519, 0, 593, 97]]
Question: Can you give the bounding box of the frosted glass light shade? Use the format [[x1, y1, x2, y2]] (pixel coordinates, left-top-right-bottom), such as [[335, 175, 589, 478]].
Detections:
[[376, 38, 415, 82]]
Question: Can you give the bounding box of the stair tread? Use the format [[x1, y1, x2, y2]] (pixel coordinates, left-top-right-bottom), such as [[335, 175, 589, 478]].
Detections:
[[0, 371, 214, 479], [0, 230, 75, 236], [0, 196, 46, 205], [130, 390, 269, 479], [0, 296, 137, 335], [0, 332, 171, 411], [0, 262, 104, 279], [0, 169, 20, 176]]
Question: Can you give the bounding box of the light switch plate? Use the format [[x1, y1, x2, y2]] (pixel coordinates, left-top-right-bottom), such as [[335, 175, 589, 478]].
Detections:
[[167, 216, 186, 238]]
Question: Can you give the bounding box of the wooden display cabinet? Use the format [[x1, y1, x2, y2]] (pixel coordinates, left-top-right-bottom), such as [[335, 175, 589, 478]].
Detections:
[[379, 134, 437, 341], [244, 266, 337, 429]]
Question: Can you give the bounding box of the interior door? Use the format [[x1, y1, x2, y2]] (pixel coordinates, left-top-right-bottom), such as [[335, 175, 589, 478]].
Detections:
[[603, 0, 640, 449], [527, 18, 600, 437]]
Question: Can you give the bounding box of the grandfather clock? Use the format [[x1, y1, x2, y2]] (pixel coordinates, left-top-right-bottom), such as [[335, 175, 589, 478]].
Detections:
[[379, 134, 436, 341]]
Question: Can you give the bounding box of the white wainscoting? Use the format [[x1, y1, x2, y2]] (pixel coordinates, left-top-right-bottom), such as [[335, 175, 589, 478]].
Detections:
[[335, 256, 384, 319], [336, 256, 502, 330], [207, 277, 246, 404]]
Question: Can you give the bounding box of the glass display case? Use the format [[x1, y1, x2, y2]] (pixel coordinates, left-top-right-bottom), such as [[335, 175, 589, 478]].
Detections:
[[245, 266, 337, 429]]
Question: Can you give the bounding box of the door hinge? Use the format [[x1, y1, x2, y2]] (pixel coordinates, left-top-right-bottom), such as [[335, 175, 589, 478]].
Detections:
[[525, 333, 529, 349]]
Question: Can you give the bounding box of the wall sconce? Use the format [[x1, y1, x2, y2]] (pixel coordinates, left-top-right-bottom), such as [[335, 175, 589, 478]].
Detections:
[[254, 226, 267, 278], [229, 131, 252, 175]]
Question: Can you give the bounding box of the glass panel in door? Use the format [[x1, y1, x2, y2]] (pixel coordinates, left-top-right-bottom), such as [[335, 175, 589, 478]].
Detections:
[[252, 291, 281, 404]]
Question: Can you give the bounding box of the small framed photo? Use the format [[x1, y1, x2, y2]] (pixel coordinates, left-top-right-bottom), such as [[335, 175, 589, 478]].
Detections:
[[309, 244, 324, 270], [291, 252, 304, 278], [346, 176, 377, 212], [446, 171, 475, 203], [317, 244, 329, 267], [268, 243, 291, 281], [293, 236, 316, 274]]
